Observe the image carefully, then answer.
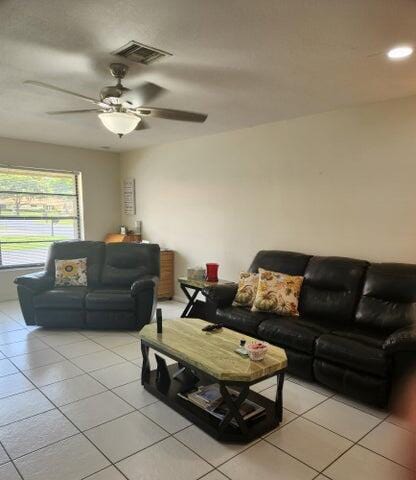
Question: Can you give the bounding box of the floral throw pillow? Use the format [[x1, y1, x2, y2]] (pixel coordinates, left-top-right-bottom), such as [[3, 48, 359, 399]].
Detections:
[[55, 258, 88, 287], [251, 268, 303, 316], [233, 272, 259, 307]]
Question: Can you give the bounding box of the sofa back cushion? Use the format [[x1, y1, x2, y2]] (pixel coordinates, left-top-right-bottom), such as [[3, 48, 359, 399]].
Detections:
[[299, 256, 368, 324], [249, 250, 311, 276], [45, 241, 105, 287], [101, 243, 160, 287], [355, 263, 416, 331]]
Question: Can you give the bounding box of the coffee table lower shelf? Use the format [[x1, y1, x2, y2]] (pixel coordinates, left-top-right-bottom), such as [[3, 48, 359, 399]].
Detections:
[[141, 349, 284, 443]]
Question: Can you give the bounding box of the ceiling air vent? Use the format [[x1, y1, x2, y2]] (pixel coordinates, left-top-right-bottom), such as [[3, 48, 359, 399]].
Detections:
[[112, 41, 172, 65]]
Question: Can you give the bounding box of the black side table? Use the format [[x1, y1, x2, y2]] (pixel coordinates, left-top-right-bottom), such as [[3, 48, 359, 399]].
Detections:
[[177, 277, 234, 318]]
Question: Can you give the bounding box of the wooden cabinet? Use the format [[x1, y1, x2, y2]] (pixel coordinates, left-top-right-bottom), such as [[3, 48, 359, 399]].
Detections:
[[158, 250, 174, 299]]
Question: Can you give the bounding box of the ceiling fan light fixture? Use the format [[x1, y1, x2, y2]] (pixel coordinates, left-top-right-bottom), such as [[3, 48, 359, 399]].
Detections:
[[98, 112, 140, 136], [387, 45, 413, 60]]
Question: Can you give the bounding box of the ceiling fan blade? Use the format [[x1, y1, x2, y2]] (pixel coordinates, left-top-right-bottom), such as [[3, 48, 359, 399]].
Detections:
[[24, 80, 99, 105], [136, 107, 207, 123], [122, 82, 166, 107], [135, 119, 150, 130], [47, 109, 101, 115]]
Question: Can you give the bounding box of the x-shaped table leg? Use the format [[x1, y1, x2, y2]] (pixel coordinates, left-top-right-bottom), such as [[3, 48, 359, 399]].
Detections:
[[180, 284, 200, 317], [275, 371, 285, 422], [141, 341, 150, 385], [218, 384, 249, 435]]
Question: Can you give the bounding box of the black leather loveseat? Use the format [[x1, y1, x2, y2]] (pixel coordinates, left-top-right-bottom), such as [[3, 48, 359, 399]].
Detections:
[[14, 241, 160, 330], [203, 250, 416, 407]]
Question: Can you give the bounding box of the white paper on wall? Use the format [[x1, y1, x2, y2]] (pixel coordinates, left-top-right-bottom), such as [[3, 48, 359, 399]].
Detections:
[[123, 178, 136, 215]]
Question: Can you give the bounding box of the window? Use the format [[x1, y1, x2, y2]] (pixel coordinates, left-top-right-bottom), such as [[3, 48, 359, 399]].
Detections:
[[0, 166, 82, 269]]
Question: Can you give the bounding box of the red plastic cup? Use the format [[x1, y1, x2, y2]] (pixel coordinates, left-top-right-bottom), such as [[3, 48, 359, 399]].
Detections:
[[206, 263, 219, 282]]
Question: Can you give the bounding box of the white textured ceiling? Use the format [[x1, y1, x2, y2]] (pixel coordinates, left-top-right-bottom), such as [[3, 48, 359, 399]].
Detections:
[[1, 0, 416, 152]]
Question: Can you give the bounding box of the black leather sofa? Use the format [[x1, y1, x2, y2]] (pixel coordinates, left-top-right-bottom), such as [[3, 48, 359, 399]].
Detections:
[[203, 250, 416, 407], [14, 241, 160, 330]]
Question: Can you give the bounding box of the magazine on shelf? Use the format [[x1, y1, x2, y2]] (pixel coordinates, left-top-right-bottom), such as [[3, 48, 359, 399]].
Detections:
[[177, 384, 266, 427], [186, 384, 225, 411]]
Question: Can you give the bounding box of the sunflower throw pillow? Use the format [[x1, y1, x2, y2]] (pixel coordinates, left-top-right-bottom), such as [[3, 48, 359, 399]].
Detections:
[[233, 272, 259, 307], [251, 268, 303, 316], [55, 258, 88, 287]]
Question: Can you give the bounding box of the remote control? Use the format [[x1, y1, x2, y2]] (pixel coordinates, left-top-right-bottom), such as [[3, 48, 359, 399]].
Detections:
[[202, 323, 224, 332]]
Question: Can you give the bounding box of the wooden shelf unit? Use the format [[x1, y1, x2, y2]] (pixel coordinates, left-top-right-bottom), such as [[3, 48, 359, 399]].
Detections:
[[104, 233, 142, 243], [159, 250, 174, 300]]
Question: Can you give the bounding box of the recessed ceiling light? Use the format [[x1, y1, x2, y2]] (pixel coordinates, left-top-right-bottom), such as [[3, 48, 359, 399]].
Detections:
[[387, 45, 413, 60]]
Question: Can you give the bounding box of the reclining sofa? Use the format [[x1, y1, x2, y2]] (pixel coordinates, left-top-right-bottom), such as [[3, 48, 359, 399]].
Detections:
[[203, 250, 416, 407], [14, 241, 160, 330]]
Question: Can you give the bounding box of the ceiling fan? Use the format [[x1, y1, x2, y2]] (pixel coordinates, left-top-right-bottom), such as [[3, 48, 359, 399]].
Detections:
[[24, 63, 208, 137]]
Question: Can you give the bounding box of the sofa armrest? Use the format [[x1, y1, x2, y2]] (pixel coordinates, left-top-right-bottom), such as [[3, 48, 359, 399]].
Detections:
[[202, 283, 238, 308], [383, 326, 416, 354], [131, 275, 159, 296], [131, 275, 159, 331], [14, 271, 53, 293]]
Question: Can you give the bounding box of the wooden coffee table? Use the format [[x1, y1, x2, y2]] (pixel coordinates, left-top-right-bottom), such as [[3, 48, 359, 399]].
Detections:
[[139, 318, 287, 443]]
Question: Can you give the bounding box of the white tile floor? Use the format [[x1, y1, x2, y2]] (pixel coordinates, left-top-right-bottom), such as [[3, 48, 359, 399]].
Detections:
[[0, 299, 413, 480]]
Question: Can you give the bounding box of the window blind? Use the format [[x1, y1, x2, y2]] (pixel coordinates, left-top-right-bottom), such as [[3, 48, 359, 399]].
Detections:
[[0, 166, 82, 269]]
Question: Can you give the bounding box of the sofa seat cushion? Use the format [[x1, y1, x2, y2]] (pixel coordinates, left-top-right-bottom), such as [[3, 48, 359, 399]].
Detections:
[[34, 287, 88, 310], [257, 316, 333, 354], [216, 306, 274, 336], [314, 359, 389, 408], [86, 289, 135, 311], [330, 328, 388, 349], [315, 331, 390, 377]]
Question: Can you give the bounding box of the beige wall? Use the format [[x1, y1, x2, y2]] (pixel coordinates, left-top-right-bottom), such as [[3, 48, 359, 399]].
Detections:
[[121, 95, 416, 300], [0, 137, 120, 301]]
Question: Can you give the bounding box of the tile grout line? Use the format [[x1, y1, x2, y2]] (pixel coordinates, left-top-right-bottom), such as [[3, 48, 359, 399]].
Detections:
[[317, 411, 410, 477], [205, 413, 304, 471], [0, 405, 57, 429], [0, 437, 25, 480], [358, 443, 412, 471], [12, 392, 132, 480], [15, 366, 133, 480], [133, 399, 221, 469], [328, 395, 389, 420], [80, 465, 129, 480], [0, 367, 46, 480], [80, 464, 129, 480], [109, 385, 159, 410], [0, 344, 51, 359], [263, 438, 320, 474], [316, 426, 381, 477], [79, 354, 228, 477], [3, 335, 138, 391], [264, 406, 411, 476], [299, 411, 382, 444]]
